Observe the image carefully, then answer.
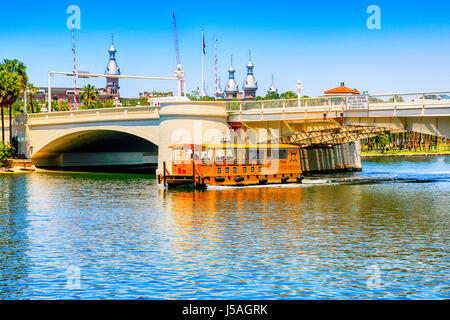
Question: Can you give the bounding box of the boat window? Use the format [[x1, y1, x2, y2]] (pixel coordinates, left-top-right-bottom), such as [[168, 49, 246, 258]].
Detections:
[[249, 149, 259, 160], [193, 150, 201, 160], [215, 149, 225, 162], [226, 148, 236, 164], [201, 148, 214, 161], [279, 149, 289, 159], [174, 148, 193, 162]]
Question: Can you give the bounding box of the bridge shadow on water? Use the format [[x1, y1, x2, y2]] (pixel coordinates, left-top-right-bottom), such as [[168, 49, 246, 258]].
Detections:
[[39, 164, 157, 176]]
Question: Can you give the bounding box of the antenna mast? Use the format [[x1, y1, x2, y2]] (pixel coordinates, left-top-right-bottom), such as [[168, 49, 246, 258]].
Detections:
[[72, 23, 78, 109], [172, 12, 180, 66]]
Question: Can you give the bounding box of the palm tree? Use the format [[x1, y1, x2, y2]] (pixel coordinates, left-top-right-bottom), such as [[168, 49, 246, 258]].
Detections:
[[79, 84, 99, 109], [0, 70, 22, 143], [0, 60, 27, 145], [27, 83, 37, 113]]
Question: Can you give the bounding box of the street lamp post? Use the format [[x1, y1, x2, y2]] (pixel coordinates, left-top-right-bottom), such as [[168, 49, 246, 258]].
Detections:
[[48, 73, 52, 113], [174, 64, 185, 98], [295, 80, 303, 108]]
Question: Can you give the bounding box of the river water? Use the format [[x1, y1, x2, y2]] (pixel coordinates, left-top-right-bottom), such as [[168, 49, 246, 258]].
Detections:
[[0, 157, 448, 299]]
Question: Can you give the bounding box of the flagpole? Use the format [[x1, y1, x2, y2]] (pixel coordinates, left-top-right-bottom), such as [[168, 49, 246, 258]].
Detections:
[[201, 24, 204, 98], [215, 34, 218, 101]]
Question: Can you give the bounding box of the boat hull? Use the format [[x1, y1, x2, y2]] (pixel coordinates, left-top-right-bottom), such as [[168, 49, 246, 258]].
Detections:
[[160, 174, 304, 189]]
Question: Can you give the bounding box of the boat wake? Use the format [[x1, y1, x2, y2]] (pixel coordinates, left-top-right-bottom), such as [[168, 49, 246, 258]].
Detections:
[[205, 175, 445, 190]]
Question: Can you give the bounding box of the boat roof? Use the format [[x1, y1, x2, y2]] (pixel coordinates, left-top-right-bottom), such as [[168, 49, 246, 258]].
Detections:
[[169, 143, 300, 149]]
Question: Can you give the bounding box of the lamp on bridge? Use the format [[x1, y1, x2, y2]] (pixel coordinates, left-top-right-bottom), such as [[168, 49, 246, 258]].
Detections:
[[295, 80, 303, 107], [174, 64, 185, 97]]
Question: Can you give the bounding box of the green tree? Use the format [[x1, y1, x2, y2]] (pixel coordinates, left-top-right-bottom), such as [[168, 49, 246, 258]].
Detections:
[[388, 96, 404, 103], [138, 97, 149, 106], [0, 59, 28, 145], [103, 100, 114, 108], [265, 91, 280, 100], [29, 99, 40, 113], [187, 90, 201, 100], [91, 100, 103, 109], [375, 134, 390, 153], [121, 99, 136, 107], [51, 99, 58, 112], [11, 99, 24, 115], [59, 100, 70, 111], [79, 84, 99, 109], [27, 83, 38, 113], [0, 141, 12, 166], [0, 71, 22, 143], [280, 91, 297, 99]]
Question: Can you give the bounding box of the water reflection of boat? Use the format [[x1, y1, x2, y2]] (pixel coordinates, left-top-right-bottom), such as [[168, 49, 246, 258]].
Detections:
[[158, 144, 304, 189]]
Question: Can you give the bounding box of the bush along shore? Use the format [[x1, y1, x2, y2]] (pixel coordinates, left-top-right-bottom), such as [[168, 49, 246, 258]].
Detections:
[[361, 132, 449, 158], [0, 142, 35, 173], [362, 150, 450, 158]]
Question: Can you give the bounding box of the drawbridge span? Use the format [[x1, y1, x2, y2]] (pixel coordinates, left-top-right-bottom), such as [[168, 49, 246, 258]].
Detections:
[[227, 91, 450, 147]]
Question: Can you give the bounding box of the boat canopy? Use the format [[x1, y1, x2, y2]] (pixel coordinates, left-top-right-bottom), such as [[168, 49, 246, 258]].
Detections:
[[169, 143, 300, 149]]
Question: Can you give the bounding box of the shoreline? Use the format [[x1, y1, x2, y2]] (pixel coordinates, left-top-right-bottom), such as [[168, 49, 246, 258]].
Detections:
[[362, 152, 450, 159]]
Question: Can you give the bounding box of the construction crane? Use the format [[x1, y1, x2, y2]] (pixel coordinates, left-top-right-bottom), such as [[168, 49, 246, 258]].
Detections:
[[172, 12, 180, 67]]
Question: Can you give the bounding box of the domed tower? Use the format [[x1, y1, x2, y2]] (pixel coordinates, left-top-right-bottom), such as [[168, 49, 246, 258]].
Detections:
[[267, 73, 278, 94], [224, 57, 239, 100], [105, 37, 121, 97], [243, 51, 258, 100]]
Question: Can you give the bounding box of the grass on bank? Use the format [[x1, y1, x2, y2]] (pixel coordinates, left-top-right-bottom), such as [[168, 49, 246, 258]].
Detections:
[[361, 149, 450, 156]]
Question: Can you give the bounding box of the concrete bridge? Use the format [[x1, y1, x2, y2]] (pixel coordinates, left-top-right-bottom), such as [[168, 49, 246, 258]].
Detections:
[[5, 90, 450, 173], [227, 91, 450, 145]]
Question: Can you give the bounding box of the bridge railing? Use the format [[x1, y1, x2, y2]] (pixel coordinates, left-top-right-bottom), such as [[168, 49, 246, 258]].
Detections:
[[368, 91, 450, 108], [26, 106, 160, 122], [226, 91, 450, 113], [226, 97, 346, 112]]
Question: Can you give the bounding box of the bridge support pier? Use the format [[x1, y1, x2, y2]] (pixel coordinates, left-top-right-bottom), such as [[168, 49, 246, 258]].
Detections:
[[300, 141, 362, 173], [156, 103, 229, 175]]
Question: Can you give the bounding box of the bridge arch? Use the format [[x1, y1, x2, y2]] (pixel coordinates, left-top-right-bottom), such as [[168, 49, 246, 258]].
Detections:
[[31, 126, 159, 168]]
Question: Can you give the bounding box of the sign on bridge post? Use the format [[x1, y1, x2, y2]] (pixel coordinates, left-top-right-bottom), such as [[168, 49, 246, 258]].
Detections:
[[345, 95, 369, 110]]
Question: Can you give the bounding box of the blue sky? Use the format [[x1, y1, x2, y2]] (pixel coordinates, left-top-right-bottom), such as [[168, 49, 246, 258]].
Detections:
[[0, 0, 449, 98]]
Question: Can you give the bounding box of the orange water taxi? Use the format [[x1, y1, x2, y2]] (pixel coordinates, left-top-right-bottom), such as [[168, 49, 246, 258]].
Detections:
[[158, 144, 304, 189]]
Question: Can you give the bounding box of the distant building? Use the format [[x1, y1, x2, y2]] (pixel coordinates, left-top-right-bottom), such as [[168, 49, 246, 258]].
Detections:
[[33, 87, 116, 105], [242, 54, 258, 100], [324, 82, 360, 96], [139, 91, 173, 99], [102, 40, 121, 97], [224, 60, 239, 100]]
